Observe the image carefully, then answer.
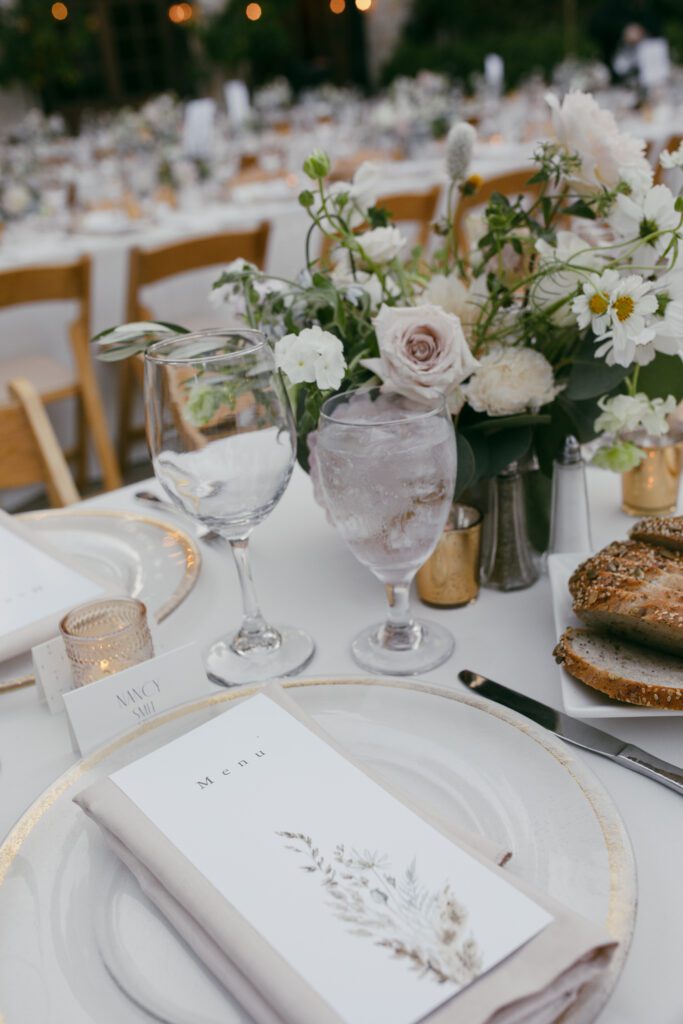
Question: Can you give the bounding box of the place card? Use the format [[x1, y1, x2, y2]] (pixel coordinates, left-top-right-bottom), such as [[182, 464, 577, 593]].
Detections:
[[111, 693, 552, 1024], [33, 635, 75, 713], [63, 642, 209, 755], [0, 511, 104, 663]]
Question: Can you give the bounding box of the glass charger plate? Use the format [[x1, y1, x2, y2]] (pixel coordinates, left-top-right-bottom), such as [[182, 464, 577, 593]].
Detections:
[[548, 553, 683, 718], [0, 678, 635, 1024], [0, 509, 200, 690]]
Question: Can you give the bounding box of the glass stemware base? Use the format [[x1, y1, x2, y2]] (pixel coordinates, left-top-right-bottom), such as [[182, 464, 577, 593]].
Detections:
[[350, 618, 454, 676], [204, 626, 315, 686]]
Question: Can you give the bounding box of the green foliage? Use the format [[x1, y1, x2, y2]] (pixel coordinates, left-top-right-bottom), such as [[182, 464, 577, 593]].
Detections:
[[637, 354, 683, 401], [0, 0, 94, 102], [383, 5, 598, 89], [195, 0, 298, 88]]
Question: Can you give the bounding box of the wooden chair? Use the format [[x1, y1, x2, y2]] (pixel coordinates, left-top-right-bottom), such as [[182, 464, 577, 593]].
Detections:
[[452, 170, 539, 254], [120, 222, 270, 468], [0, 257, 121, 492], [319, 184, 441, 267], [0, 377, 79, 507], [654, 135, 683, 185]]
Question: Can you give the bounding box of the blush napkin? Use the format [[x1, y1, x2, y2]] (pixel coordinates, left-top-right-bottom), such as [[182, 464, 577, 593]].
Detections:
[[74, 683, 617, 1024]]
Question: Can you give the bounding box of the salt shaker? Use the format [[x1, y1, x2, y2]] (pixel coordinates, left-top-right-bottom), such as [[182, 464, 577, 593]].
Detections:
[[548, 436, 593, 555]]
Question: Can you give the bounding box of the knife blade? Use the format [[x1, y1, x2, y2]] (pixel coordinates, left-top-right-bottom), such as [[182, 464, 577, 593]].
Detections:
[[459, 669, 683, 797]]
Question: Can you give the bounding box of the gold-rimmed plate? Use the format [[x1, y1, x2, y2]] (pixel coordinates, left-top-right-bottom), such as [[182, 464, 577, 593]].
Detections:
[[0, 509, 200, 692], [0, 677, 635, 1024]]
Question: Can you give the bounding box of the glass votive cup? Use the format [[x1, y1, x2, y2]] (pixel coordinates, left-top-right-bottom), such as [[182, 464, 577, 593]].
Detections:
[[416, 504, 483, 607], [59, 597, 154, 687]]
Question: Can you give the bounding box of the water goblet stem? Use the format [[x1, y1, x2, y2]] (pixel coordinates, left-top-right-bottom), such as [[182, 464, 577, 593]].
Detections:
[[229, 536, 280, 655], [382, 582, 422, 651]]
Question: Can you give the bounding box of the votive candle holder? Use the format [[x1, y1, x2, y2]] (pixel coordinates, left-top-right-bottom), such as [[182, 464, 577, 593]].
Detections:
[[60, 597, 154, 687]]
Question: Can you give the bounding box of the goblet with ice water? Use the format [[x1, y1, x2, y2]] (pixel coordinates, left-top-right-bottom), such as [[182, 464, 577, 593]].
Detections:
[[144, 329, 314, 685], [316, 386, 457, 675]]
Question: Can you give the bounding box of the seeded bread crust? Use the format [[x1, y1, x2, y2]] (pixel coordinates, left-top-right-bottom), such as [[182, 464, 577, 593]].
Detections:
[[568, 540, 683, 656], [554, 627, 683, 709], [630, 515, 683, 552]]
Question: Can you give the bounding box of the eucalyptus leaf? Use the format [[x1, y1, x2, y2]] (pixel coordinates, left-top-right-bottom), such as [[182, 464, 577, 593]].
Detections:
[[566, 357, 629, 400], [637, 354, 683, 400], [454, 432, 476, 498], [468, 413, 551, 433]]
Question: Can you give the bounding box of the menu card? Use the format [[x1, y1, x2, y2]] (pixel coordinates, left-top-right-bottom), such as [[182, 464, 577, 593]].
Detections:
[[0, 513, 103, 663], [110, 693, 552, 1024]]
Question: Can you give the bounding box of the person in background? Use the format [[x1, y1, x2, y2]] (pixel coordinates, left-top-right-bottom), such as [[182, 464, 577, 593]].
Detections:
[[589, 0, 661, 80]]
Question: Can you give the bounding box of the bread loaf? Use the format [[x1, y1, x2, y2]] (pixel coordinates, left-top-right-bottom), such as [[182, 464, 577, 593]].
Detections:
[[630, 515, 683, 552], [554, 627, 683, 709], [569, 540, 683, 656]]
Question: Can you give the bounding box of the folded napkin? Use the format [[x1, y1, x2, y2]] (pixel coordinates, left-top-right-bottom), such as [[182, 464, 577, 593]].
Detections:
[[0, 510, 104, 664], [75, 684, 617, 1024]]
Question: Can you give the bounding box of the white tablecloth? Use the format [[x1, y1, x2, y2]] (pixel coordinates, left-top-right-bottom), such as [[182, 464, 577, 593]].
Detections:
[[0, 464, 681, 1022]]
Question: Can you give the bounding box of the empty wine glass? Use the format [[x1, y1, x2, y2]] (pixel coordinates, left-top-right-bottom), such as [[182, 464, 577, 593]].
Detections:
[[144, 329, 314, 685], [316, 386, 457, 675]]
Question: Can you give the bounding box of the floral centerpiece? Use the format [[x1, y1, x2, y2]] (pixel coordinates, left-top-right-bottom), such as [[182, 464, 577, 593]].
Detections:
[[95, 91, 683, 535]]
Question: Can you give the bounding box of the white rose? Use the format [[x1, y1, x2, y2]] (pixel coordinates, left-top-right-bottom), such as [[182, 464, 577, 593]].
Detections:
[[331, 254, 389, 309], [420, 274, 478, 327], [361, 303, 478, 413], [275, 326, 346, 391], [463, 345, 562, 416], [319, 162, 380, 229], [357, 225, 406, 264], [546, 91, 652, 196], [349, 161, 380, 211]]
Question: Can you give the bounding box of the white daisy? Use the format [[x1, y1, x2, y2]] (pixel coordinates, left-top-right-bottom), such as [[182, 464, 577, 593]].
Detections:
[[572, 269, 619, 335], [594, 274, 658, 367], [609, 185, 681, 269]]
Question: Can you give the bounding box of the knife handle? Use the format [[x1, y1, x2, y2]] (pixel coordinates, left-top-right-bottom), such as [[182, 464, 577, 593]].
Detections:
[[616, 744, 683, 796]]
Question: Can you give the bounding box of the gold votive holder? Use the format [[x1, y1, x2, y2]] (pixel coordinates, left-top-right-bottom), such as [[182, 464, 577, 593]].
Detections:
[[621, 443, 682, 516], [416, 504, 482, 607], [60, 597, 154, 687]]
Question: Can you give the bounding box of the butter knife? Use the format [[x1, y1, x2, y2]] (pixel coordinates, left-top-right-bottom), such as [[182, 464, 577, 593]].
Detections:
[[459, 669, 683, 796]]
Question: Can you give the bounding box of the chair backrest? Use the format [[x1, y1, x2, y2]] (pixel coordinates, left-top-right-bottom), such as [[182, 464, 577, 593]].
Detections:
[[126, 222, 271, 320], [0, 377, 79, 507], [0, 256, 90, 332], [452, 170, 538, 254], [319, 184, 441, 266], [654, 135, 683, 185], [375, 185, 441, 249]]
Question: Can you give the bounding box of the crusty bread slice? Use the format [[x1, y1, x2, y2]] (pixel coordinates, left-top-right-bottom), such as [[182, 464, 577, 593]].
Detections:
[[569, 540, 683, 656], [554, 627, 683, 708], [630, 515, 683, 552]]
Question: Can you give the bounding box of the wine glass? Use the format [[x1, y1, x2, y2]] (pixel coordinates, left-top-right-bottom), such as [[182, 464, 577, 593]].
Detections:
[[144, 329, 315, 685], [316, 386, 457, 675]]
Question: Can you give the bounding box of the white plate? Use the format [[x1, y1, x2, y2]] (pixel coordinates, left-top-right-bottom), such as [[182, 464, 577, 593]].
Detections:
[[548, 553, 683, 718], [0, 678, 635, 1024], [0, 509, 200, 689]]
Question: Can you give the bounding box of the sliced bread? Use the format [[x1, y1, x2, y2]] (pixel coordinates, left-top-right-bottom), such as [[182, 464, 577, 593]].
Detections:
[[630, 515, 683, 552], [569, 540, 683, 656], [554, 627, 683, 708]]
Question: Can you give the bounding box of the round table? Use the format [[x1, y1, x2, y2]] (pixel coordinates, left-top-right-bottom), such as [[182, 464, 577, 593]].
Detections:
[[1, 465, 681, 1023]]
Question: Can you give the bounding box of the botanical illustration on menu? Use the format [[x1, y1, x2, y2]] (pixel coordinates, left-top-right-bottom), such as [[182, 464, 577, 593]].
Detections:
[[277, 831, 483, 987]]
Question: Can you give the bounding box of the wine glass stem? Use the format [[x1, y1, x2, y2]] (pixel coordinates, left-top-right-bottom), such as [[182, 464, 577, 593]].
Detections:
[[381, 582, 422, 651], [229, 538, 280, 653]]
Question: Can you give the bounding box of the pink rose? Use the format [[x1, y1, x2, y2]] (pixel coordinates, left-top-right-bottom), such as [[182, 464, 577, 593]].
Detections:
[[362, 303, 478, 413]]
